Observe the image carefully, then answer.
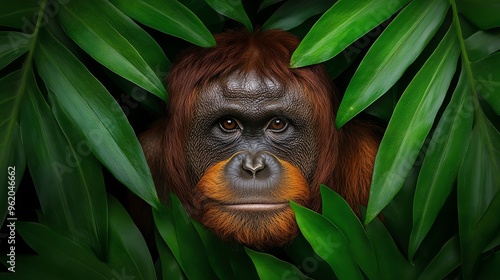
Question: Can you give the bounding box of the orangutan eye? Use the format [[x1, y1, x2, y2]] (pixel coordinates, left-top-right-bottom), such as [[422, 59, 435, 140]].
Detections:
[[220, 118, 239, 131], [267, 118, 287, 132]]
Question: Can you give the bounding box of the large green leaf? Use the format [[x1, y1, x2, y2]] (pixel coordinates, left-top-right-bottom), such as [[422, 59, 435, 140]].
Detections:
[[34, 28, 159, 208], [245, 248, 312, 280], [0, 71, 26, 224], [291, 0, 410, 67], [475, 251, 500, 280], [155, 231, 186, 280], [417, 236, 461, 280], [465, 29, 500, 62], [0, 0, 39, 28], [154, 205, 182, 270], [291, 201, 363, 279], [284, 234, 335, 279], [205, 0, 252, 31], [320, 186, 377, 278], [366, 26, 460, 223], [193, 221, 234, 280], [58, 0, 168, 100], [0, 32, 31, 70], [262, 0, 332, 31], [16, 222, 114, 279], [170, 195, 218, 280], [365, 215, 416, 279], [409, 68, 473, 259], [470, 52, 500, 115], [107, 196, 155, 280], [258, 0, 284, 11], [20, 70, 107, 258], [458, 110, 500, 278], [110, 0, 215, 47], [336, 0, 449, 127], [457, 0, 500, 29]]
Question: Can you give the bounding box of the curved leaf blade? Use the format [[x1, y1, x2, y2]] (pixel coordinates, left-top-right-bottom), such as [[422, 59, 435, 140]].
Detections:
[[58, 0, 168, 100], [205, 0, 253, 31], [417, 236, 460, 280], [107, 196, 155, 280], [262, 0, 332, 31], [155, 231, 186, 280], [245, 248, 312, 280], [409, 67, 473, 259], [20, 70, 108, 258], [366, 25, 460, 223], [320, 186, 377, 278], [0, 32, 31, 70], [110, 0, 215, 47], [291, 0, 410, 67], [458, 110, 500, 277], [336, 0, 449, 127], [465, 29, 500, 62], [34, 28, 159, 209], [170, 194, 218, 280], [457, 0, 500, 29], [0, 71, 26, 224], [0, 0, 39, 29], [291, 201, 363, 279], [16, 222, 114, 279], [470, 52, 500, 115], [365, 215, 416, 279]]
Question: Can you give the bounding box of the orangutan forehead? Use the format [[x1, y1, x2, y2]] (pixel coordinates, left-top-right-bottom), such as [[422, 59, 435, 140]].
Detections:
[[221, 71, 286, 99]]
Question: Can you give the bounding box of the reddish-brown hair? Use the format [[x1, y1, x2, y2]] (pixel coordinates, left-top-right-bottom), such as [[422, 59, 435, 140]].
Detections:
[[140, 29, 380, 216]]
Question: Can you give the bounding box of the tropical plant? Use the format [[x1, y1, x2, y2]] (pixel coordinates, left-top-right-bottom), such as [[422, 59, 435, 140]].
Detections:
[[1, 0, 499, 279]]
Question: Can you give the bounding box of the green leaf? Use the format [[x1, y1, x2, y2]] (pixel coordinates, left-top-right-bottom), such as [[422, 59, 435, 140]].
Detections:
[[20, 70, 107, 258], [409, 68, 473, 259], [320, 186, 377, 278], [0, 0, 39, 28], [262, 0, 332, 31], [284, 234, 335, 279], [476, 251, 500, 280], [193, 221, 234, 280], [291, 201, 363, 279], [205, 0, 253, 31], [336, 0, 449, 127], [110, 0, 215, 47], [58, 0, 168, 100], [366, 25, 460, 223], [245, 248, 312, 280], [34, 28, 159, 209], [170, 194, 218, 280], [107, 196, 155, 280], [365, 215, 416, 279], [258, 0, 284, 11], [291, 0, 410, 67], [180, 0, 225, 33], [0, 71, 26, 224], [457, 0, 500, 29], [417, 236, 460, 280], [0, 32, 31, 70], [155, 232, 186, 280], [465, 29, 500, 62], [16, 222, 113, 279], [458, 111, 500, 277], [154, 204, 182, 269], [470, 52, 500, 115]]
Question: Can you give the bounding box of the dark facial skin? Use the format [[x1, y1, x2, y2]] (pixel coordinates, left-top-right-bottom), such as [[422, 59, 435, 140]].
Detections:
[[186, 72, 319, 201]]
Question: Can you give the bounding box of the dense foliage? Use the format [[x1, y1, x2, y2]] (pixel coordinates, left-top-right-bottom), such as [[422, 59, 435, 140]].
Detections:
[[1, 0, 499, 279]]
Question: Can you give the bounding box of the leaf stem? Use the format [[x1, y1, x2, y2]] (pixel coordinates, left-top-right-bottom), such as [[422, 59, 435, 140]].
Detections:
[[450, 1, 474, 94], [17, 0, 47, 98]]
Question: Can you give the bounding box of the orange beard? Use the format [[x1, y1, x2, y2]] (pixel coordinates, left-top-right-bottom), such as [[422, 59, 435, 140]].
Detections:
[[194, 158, 310, 249]]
